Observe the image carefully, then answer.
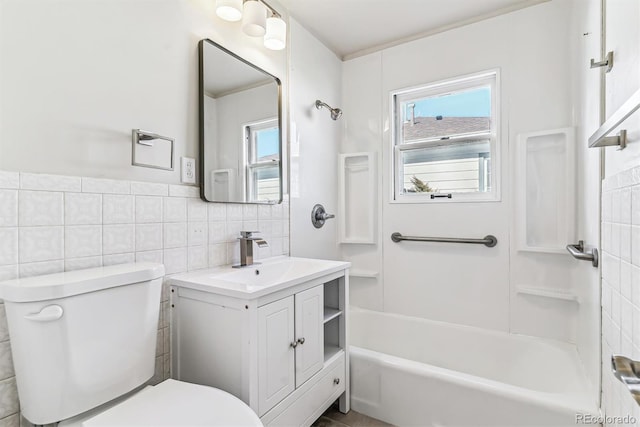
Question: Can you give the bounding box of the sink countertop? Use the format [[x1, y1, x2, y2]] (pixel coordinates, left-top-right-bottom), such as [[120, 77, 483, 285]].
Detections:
[[168, 256, 350, 299]]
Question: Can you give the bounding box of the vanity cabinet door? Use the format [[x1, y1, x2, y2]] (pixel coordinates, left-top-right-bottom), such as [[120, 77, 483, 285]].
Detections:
[[258, 295, 295, 416], [294, 285, 324, 387]]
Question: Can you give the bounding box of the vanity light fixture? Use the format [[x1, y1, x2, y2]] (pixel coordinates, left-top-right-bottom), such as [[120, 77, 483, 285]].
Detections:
[[264, 13, 286, 50], [215, 0, 286, 51], [242, 0, 267, 37], [215, 0, 243, 22]]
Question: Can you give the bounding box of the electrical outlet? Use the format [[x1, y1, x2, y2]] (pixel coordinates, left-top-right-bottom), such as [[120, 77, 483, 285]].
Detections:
[[181, 157, 196, 184]]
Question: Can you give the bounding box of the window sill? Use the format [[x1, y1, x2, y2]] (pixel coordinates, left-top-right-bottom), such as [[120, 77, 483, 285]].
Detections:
[[391, 193, 501, 204]]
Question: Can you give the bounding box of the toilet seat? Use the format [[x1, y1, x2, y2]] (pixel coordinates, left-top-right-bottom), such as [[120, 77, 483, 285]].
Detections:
[[69, 380, 262, 426]]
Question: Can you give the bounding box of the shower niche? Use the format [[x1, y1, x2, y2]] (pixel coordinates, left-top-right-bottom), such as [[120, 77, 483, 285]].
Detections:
[[338, 152, 376, 244], [516, 127, 575, 253]]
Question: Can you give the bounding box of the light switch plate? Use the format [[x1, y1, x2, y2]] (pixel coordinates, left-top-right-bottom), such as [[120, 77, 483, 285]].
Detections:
[[181, 157, 196, 184]]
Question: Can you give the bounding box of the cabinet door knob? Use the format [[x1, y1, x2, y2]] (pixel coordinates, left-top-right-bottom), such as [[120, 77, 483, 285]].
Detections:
[[297, 337, 305, 345], [333, 378, 340, 385], [290, 341, 298, 348]]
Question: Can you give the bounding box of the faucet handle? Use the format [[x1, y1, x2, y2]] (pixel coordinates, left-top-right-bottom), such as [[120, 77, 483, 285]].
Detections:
[[240, 231, 260, 238]]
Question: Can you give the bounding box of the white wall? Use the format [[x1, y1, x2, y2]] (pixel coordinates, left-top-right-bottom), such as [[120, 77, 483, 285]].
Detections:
[[288, 19, 342, 259], [342, 1, 578, 338], [0, 0, 287, 185], [603, 0, 640, 179], [569, 0, 603, 402], [341, 53, 385, 309], [596, 0, 640, 423]]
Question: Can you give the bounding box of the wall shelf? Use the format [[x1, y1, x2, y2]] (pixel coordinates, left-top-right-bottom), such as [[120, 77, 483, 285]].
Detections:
[[516, 285, 579, 302], [323, 307, 342, 324], [349, 269, 379, 279]]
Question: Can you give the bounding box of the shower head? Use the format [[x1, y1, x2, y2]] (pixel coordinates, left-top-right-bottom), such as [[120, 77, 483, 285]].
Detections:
[[315, 100, 342, 120]]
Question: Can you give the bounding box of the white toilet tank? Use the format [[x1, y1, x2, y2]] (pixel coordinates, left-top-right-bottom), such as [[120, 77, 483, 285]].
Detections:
[[0, 263, 164, 425]]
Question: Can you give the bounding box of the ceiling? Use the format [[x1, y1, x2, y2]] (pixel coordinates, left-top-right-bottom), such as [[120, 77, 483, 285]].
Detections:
[[203, 41, 274, 97], [278, 0, 548, 60]]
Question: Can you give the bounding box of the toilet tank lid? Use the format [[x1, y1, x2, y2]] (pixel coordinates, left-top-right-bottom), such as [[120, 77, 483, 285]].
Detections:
[[0, 263, 165, 303]]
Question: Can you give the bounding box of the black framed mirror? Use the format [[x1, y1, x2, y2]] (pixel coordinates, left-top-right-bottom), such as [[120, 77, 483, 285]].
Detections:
[[199, 39, 282, 204]]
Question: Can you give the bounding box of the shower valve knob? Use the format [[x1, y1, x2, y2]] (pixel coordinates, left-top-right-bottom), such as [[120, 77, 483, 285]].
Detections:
[[311, 204, 335, 228]]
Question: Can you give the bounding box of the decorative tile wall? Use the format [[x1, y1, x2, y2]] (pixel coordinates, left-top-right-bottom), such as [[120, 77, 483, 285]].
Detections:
[[0, 170, 289, 425], [601, 167, 640, 426]]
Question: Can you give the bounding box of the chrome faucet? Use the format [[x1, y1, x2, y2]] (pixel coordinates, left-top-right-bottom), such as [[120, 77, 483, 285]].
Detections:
[[234, 231, 269, 268]]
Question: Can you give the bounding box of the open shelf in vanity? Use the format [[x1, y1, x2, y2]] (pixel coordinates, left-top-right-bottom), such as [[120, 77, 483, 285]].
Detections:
[[322, 278, 346, 365]]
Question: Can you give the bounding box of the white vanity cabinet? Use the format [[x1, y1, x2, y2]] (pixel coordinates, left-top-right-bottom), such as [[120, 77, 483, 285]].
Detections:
[[258, 285, 324, 414], [169, 257, 349, 427]]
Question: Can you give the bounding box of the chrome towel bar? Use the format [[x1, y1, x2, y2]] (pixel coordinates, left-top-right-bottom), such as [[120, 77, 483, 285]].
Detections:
[[588, 86, 640, 149], [391, 232, 497, 248], [566, 240, 599, 267], [611, 355, 640, 406]]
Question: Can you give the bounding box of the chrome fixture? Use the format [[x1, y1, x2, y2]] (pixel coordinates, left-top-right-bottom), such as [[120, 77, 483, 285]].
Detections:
[[611, 355, 640, 406], [391, 232, 498, 248], [566, 240, 599, 267], [214, 0, 286, 51], [588, 86, 640, 150], [431, 193, 452, 199], [590, 129, 627, 150], [233, 231, 269, 268], [311, 204, 335, 229], [315, 100, 343, 120], [590, 51, 614, 73], [131, 129, 175, 171], [290, 337, 305, 348]]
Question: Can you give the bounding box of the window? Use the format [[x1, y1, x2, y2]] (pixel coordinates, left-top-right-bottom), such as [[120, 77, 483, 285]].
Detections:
[[392, 71, 499, 202], [245, 118, 280, 202]]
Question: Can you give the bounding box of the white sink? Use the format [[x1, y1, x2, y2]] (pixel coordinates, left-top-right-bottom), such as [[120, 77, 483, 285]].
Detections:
[[168, 256, 350, 298]]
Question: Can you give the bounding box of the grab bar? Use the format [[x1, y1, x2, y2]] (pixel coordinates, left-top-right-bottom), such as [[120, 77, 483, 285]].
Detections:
[[391, 232, 497, 248], [566, 240, 599, 267]]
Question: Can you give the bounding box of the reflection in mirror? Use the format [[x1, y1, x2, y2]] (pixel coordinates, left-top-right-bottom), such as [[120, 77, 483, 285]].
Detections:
[[199, 39, 282, 204]]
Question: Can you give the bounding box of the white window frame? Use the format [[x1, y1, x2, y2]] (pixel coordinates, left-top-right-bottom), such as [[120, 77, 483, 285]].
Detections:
[[244, 117, 280, 202], [390, 70, 501, 203]]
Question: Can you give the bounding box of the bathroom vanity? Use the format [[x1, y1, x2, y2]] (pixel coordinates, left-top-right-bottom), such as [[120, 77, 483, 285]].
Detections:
[[169, 256, 350, 427]]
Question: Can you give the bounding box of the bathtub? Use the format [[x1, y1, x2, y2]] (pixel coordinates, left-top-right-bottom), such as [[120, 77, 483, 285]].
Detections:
[[349, 308, 599, 427]]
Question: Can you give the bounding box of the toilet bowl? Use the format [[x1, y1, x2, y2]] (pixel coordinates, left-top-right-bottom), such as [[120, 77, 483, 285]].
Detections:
[[0, 263, 262, 426], [60, 379, 262, 426]]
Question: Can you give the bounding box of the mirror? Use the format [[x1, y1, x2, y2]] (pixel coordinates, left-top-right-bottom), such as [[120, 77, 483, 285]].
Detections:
[[199, 39, 282, 204]]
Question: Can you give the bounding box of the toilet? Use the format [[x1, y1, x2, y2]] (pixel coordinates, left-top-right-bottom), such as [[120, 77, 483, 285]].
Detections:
[[0, 263, 262, 426]]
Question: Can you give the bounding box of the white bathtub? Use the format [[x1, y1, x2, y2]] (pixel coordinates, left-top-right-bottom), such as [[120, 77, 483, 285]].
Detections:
[[349, 308, 599, 427]]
